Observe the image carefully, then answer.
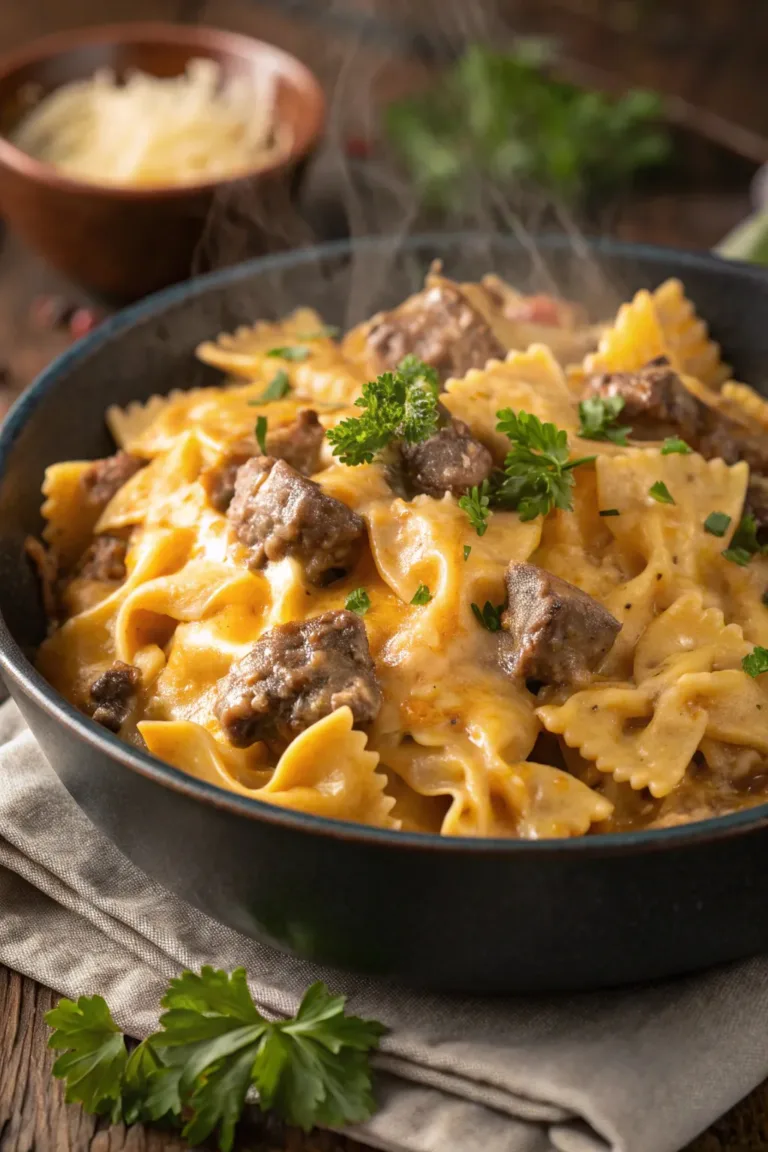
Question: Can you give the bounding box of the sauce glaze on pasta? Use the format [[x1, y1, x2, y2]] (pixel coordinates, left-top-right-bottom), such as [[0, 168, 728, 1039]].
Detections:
[[33, 269, 768, 838]]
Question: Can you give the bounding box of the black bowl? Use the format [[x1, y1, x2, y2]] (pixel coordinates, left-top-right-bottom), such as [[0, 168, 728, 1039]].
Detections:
[[2, 234, 768, 994]]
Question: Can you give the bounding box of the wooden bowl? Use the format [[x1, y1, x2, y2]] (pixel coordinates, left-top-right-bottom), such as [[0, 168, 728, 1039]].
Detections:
[[0, 23, 325, 301]]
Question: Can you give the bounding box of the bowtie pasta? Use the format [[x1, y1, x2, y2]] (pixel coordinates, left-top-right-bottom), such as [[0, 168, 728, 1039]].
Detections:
[[31, 267, 768, 839]]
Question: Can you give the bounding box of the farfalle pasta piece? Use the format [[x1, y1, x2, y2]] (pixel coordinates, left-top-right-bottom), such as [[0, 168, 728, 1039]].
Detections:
[[719, 381, 768, 433], [652, 278, 731, 387], [41, 461, 105, 569], [195, 307, 325, 375], [139, 719, 270, 794], [442, 345, 577, 459], [584, 289, 674, 376]]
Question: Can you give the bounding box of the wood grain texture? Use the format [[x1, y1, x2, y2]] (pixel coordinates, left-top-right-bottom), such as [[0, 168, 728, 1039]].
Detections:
[[0, 962, 764, 1152]]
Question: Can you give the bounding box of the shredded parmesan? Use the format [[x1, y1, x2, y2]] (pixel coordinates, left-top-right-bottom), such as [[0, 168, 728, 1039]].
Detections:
[[11, 58, 284, 187]]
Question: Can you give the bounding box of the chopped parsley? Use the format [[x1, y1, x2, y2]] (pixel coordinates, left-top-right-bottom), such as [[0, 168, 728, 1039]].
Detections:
[[649, 481, 675, 505], [327, 356, 440, 465], [463, 545, 472, 560], [249, 369, 291, 404], [458, 480, 491, 536], [345, 588, 371, 616], [494, 410, 595, 521], [577, 395, 631, 445], [266, 345, 311, 361], [255, 415, 268, 455], [410, 583, 432, 605], [722, 513, 766, 566], [661, 436, 692, 455], [703, 511, 731, 538], [471, 600, 504, 632], [742, 646, 768, 678], [599, 508, 620, 517]]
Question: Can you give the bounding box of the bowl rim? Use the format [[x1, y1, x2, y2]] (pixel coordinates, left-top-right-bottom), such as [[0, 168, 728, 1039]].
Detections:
[[3, 231, 768, 855], [0, 21, 326, 200]]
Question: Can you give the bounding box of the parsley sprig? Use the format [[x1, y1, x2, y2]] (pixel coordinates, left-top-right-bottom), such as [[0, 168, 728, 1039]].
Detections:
[[743, 646, 768, 677], [327, 356, 440, 466], [494, 410, 596, 521], [458, 480, 491, 536], [249, 369, 291, 405], [578, 395, 631, 445], [46, 970, 385, 1150], [722, 513, 767, 567]]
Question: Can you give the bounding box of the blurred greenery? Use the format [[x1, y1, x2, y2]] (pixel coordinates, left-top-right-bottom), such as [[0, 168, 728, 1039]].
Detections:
[[385, 44, 671, 214], [716, 209, 768, 266]]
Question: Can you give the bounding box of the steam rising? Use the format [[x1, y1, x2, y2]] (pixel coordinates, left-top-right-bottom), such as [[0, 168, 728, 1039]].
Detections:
[[194, 0, 625, 327]]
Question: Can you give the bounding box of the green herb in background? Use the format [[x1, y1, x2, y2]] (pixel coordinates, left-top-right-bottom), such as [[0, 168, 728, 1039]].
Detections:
[[46, 971, 384, 1151], [249, 370, 291, 405], [385, 44, 670, 213], [266, 346, 311, 362]]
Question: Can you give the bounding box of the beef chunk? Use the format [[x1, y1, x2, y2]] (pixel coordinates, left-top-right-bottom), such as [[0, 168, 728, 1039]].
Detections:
[[499, 563, 621, 686], [89, 661, 140, 732], [75, 535, 127, 582], [81, 451, 145, 508], [266, 409, 324, 476], [203, 411, 325, 514], [400, 415, 493, 497], [215, 610, 381, 746], [228, 457, 364, 584], [697, 419, 768, 476], [367, 281, 504, 384], [583, 357, 703, 442]]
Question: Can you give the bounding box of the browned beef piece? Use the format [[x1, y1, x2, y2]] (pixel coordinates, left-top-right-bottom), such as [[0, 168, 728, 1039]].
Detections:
[[89, 661, 140, 732], [266, 409, 324, 475], [202, 451, 252, 514], [76, 535, 128, 581], [583, 357, 704, 442], [746, 475, 768, 545], [499, 563, 621, 687], [367, 282, 504, 385], [81, 451, 145, 508], [697, 420, 768, 475], [215, 610, 382, 746], [400, 415, 494, 497], [228, 457, 364, 584]]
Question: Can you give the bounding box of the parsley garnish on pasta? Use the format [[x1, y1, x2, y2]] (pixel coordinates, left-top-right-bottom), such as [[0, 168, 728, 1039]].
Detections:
[[661, 436, 692, 455], [471, 601, 504, 631], [743, 647, 768, 678], [266, 345, 311, 362], [345, 588, 371, 615], [704, 511, 731, 537], [722, 513, 766, 566], [577, 396, 631, 445], [458, 480, 491, 536], [327, 356, 440, 465], [649, 481, 675, 505], [255, 415, 268, 455], [46, 970, 384, 1150], [494, 410, 596, 521], [463, 545, 472, 560], [249, 369, 291, 404], [411, 583, 432, 605], [599, 508, 620, 517], [294, 325, 340, 340]]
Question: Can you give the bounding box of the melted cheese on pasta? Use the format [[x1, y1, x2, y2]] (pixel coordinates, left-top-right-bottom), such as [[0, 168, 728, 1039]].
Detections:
[[37, 284, 768, 838]]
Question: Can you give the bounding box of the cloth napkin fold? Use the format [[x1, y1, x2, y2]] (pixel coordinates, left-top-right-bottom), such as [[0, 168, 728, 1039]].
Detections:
[[0, 699, 767, 1152]]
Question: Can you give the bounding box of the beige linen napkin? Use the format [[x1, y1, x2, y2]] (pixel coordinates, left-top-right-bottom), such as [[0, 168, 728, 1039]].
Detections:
[[0, 699, 767, 1152]]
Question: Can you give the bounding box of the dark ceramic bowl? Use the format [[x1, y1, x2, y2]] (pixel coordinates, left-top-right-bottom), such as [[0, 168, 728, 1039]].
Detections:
[[0, 23, 325, 301], [1, 234, 768, 993]]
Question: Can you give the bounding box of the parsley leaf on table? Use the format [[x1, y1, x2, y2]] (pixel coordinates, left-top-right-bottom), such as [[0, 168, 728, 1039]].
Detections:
[[327, 355, 440, 465], [494, 409, 595, 521], [743, 646, 768, 677], [345, 588, 371, 616], [249, 369, 291, 405], [661, 436, 692, 455], [46, 969, 385, 1152], [266, 345, 311, 362], [649, 481, 675, 505], [577, 395, 631, 445], [458, 480, 491, 536]]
